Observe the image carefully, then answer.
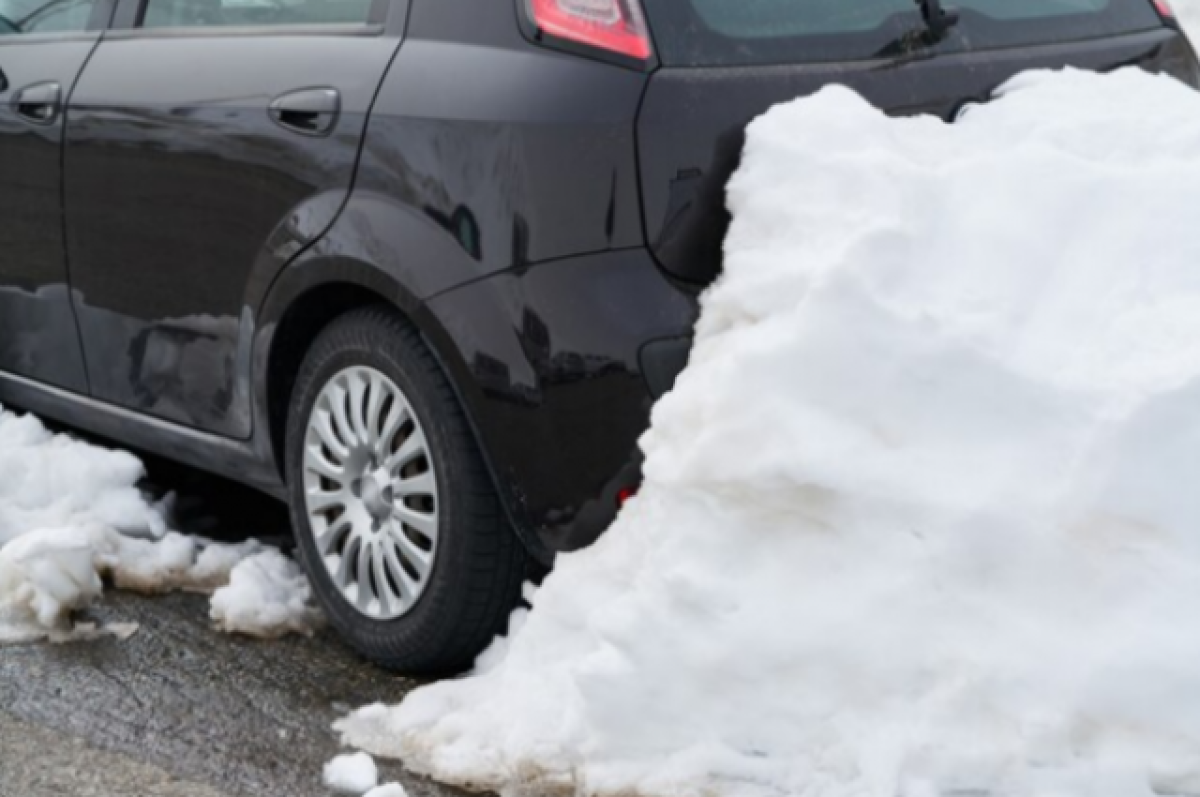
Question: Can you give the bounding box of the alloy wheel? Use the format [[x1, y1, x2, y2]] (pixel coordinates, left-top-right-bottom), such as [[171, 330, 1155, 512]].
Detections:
[[302, 366, 440, 620]]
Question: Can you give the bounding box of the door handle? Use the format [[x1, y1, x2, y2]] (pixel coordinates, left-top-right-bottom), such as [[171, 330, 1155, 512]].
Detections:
[[269, 88, 340, 137], [12, 81, 61, 125]]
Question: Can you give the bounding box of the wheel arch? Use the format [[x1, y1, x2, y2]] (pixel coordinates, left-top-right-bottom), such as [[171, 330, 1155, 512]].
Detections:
[[256, 253, 425, 477], [253, 252, 554, 565]]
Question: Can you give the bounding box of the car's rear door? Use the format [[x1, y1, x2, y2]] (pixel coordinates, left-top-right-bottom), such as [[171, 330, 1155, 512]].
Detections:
[[637, 0, 1189, 286], [62, 0, 405, 436], [0, 0, 108, 392]]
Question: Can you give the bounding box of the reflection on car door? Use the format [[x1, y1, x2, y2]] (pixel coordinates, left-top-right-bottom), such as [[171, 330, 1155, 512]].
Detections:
[[63, 0, 401, 436], [0, 0, 109, 392]]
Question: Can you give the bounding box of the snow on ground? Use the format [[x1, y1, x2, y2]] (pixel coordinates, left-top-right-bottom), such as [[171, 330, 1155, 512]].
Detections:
[[0, 407, 166, 547], [336, 68, 1200, 797], [0, 529, 103, 643], [0, 405, 321, 643], [364, 784, 408, 797], [323, 752, 380, 794], [210, 548, 325, 638]]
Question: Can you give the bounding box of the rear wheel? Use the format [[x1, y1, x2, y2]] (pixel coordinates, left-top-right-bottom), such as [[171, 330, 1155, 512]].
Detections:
[[285, 306, 528, 674]]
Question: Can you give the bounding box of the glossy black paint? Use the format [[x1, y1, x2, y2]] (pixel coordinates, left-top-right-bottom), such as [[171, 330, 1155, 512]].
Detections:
[[245, 243, 696, 561], [0, 365, 285, 495], [64, 30, 402, 437], [348, 0, 647, 289], [0, 34, 98, 393], [641, 27, 1200, 285], [0, 0, 1196, 559], [422, 248, 697, 554]]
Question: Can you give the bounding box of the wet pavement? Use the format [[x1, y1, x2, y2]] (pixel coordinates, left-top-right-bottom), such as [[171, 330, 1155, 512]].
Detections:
[[0, 452, 467, 797]]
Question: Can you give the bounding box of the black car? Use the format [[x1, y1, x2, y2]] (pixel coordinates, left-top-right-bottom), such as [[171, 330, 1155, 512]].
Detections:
[[0, 0, 1194, 673]]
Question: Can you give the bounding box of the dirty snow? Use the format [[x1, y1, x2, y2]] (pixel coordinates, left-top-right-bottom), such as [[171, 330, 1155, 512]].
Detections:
[[323, 752, 379, 795], [0, 405, 320, 642], [337, 68, 1200, 797], [0, 528, 101, 642], [210, 548, 325, 638]]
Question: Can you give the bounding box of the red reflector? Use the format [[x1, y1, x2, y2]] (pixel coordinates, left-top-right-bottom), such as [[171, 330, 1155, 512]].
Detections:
[[616, 486, 638, 507], [529, 0, 653, 60], [1155, 0, 1176, 17]]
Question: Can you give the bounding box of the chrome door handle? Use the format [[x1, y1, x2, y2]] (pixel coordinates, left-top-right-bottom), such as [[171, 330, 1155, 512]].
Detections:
[[268, 88, 340, 137], [12, 81, 61, 125]]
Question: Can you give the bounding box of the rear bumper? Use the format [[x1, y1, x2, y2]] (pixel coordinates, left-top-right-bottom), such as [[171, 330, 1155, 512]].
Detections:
[[421, 248, 699, 559]]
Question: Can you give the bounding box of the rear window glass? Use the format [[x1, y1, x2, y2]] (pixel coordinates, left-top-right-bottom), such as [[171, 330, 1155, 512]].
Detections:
[[642, 0, 1163, 66]]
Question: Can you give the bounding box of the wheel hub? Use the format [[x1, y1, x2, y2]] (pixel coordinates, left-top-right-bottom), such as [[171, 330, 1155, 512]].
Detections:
[[355, 468, 394, 522]]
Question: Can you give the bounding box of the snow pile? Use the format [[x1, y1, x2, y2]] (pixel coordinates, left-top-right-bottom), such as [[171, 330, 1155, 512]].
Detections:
[[337, 69, 1200, 797], [0, 405, 321, 642], [0, 409, 166, 546], [0, 524, 270, 643], [101, 531, 264, 595], [183, 538, 267, 593], [210, 548, 325, 638], [0, 528, 101, 643], [323, 752, 379, 794]]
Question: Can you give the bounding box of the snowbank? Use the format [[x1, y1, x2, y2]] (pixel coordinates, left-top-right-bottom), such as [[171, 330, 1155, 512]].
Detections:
[[0, 405, 320, 642], [337, 69, 1200, 797]]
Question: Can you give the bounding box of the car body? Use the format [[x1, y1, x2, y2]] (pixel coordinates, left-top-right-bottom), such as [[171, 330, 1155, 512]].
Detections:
[[1, 0, 1196, 671]]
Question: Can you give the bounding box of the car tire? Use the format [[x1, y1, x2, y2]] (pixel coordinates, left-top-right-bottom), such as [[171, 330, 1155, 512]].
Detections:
[[285, 305, 528, 675]]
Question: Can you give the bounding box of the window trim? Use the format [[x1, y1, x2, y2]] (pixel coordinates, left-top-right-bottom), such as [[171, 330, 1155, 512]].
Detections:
[[0, 28, 96, 40], [107, 0, 398, 35], [105, 21, 385, 38]]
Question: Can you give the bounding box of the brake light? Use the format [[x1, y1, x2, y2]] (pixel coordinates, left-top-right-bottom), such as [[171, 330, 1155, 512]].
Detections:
[[528, 0, 653, 61], [1154, 0, 1176, 18]]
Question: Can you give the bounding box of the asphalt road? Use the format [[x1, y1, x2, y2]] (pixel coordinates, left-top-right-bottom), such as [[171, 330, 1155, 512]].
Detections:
[[0, 453, 467, 797]]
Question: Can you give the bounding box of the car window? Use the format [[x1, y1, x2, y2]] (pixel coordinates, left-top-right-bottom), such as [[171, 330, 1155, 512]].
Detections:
[[0, 0, 98, 34], [642, 0, 1162, 66], [684, 0, 1116, 37], [140, 0, 373, 28]]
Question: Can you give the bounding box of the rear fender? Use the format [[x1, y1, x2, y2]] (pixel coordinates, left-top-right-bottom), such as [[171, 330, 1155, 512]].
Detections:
[[252, 236, 557, 562]]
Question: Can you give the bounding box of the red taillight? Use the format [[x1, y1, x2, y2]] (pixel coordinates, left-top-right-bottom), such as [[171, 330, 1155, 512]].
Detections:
[[616, 486, 638, 507], [528, 0, 653, 61], [1154, 0, 1176, 18]]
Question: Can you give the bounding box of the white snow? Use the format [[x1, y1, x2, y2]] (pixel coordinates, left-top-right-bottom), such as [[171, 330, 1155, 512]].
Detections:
[[0, 528, 101, 642], [336, 68, 1200, 797], [1173, 0, 1200, 37], [323, 752, 379, 795], [363, 784, 408, 797], [0, 404, 320, 642], [0, 409, 166, 546], [186, 538, 266, 593], [210, 549, 325, 638]]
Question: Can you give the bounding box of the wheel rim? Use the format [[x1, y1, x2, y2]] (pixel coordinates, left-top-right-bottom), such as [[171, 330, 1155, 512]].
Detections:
[[302, 366, 439, 620]]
